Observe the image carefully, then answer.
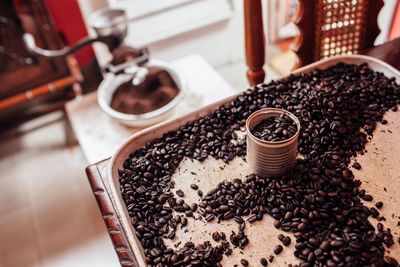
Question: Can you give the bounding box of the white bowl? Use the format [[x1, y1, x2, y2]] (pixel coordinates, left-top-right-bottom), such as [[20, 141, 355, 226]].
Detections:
[[97, 59, 186, 127]]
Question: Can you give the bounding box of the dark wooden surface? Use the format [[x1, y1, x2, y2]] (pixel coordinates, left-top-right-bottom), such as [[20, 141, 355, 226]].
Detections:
[[86, 46, 400, 267]]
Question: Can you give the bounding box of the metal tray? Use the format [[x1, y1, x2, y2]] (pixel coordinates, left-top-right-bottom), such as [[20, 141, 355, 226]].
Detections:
[[108, 55, 400, 266]]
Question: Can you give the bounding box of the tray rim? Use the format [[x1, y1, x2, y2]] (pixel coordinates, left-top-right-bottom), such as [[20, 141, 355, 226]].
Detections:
[[108, 54, 400, 266]]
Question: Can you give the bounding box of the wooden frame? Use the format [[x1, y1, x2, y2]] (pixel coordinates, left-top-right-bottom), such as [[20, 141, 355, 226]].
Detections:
[[244, 0, 384, 84]]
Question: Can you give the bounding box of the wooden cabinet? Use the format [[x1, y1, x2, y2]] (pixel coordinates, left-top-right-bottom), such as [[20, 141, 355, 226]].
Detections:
[[0, 0, 81, 129]]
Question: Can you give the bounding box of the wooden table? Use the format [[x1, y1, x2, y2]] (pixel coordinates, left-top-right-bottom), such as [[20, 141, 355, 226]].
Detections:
[[83, 46, 400, 266]]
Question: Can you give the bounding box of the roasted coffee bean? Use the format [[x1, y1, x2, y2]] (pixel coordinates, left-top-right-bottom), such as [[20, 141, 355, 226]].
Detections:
[[191, 203, 198, 212], [240, 259, 249, 266], [370, 207, 380, 218], [185, 210, 193, 217], [352, 162, 362, 170], [274, 245, 283, 255], [282, 236, 291, 246], [278, 234, 285, 241], [375, 201, 384, 209], [274, 220, 281, 229], [268, 255, 274, 262], [176, 189, 184, 197], [190, 184, 198, 190], [118, 63, 400, 266], [362, 194, 373, 201], [212, 231, 221, 242], [260, 257, 268, 266], [181, 217, 188, 227]]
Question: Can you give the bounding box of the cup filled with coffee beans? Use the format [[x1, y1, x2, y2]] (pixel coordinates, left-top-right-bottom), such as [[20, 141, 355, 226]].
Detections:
[[246, 108, 300, 177]]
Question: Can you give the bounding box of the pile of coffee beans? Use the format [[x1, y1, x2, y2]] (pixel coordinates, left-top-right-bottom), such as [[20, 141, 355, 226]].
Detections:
[[251, 114, 298, 142], [118, 63, 400, 266]]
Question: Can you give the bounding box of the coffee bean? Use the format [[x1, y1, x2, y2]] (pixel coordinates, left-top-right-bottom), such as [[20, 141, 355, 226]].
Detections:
[[268, 255, 274, 263], [212, 231, 221, 242], [375, 201, 383, 209], [190, 184, 198, 190], [181, 217, 188, 226], [274, 220, 281, 229], [185, 210, 193, 217], [176, 189, 184, 197], [260, 257, 268, 266], [362, 194, 373, 201], [219, 205, 230, 212], [330, 240, 344, 248], [240, 259, 249, 266], [352, 162, 362, 170], [191, 203, 198, 212], [278, 234, 285, 241], [282, 236, 291, 246], [274, 245, 283, 255]]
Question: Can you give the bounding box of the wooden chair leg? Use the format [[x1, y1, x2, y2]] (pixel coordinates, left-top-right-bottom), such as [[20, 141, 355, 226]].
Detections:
[[244, 0, 266, 86]]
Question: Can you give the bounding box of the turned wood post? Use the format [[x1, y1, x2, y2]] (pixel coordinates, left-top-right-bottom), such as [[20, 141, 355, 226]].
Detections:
[[244, 0, 265, 86]]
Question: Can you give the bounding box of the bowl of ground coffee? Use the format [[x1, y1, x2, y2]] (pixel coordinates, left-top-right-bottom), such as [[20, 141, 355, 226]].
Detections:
[[97, 60, 185, 127]]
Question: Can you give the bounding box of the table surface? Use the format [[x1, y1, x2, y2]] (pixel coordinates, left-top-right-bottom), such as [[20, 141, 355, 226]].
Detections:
[[66, 54, 236, 164], [82, 47, 400, 267]]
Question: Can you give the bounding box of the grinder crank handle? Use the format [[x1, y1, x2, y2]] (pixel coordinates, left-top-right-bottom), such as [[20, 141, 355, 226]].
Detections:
[[23, 33, 101, 58]]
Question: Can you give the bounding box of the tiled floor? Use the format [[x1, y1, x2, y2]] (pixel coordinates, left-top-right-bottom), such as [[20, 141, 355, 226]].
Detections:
[[0, 62, 279, 267], [0, 114, 119, 267]]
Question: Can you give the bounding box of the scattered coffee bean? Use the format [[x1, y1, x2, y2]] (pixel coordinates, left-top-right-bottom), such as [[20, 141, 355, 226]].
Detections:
[[181, 217, 188, 226], [212, 231, 221, 242], [268, 255, 274, 262], [362, 194, 373, 201], [176, 189, 184, 197], [274, 220, 281, 229], [274, 245, 283, 255], [375, 201, 384, 209], [197, 189, 203, 197], [240, 259, 249, 266], [191, 203, 198, 212], [278, 234, 285, 241], [190, 184, 198, 190], [282, 236, 291, 246], [352, 162, 362, 170], [260, 257, 268, 266]]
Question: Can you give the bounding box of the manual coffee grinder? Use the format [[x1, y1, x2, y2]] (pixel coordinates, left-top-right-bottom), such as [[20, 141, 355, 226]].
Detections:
[[23, 7, 149, 82]]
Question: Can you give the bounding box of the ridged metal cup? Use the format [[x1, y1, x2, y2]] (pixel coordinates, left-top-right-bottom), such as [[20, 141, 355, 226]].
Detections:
[[246, 108, 300, 178]]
